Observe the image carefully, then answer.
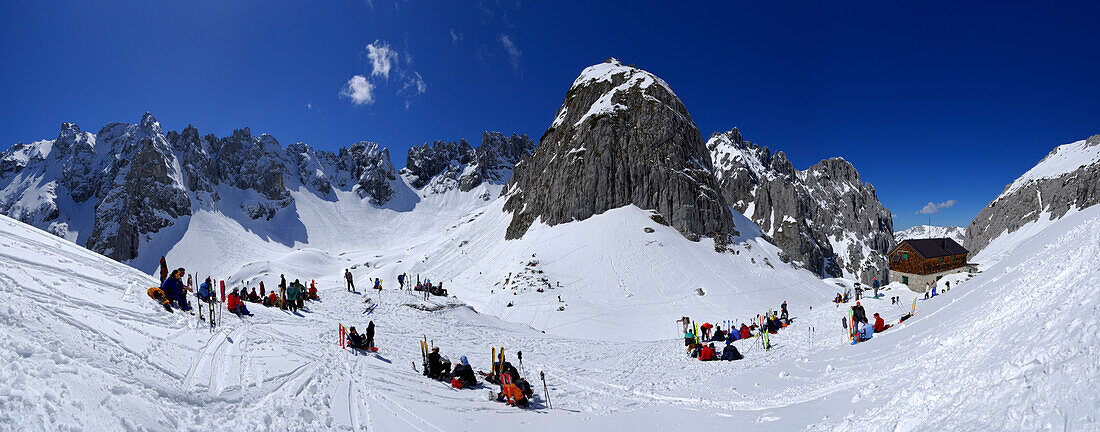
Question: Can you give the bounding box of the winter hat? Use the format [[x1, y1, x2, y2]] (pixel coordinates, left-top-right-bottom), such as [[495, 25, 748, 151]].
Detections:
[[460, 356, 469, 366], [856, 302, 861, 306]]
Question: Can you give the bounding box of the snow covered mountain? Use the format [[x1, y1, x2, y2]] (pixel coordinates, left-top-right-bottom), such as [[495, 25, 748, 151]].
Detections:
[[966, 134, 1100, 262], [3, 182, 1096, 430], [0, 113, 532, 268], [708, 128, 894, 284], [894, 224, 966, 245]]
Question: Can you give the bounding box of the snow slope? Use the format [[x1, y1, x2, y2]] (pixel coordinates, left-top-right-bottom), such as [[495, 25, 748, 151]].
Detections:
[[2, 198, 1099, 430]]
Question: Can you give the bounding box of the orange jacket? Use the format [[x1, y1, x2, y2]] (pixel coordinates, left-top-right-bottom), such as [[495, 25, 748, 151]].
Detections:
[[268, 292, 278, 304]]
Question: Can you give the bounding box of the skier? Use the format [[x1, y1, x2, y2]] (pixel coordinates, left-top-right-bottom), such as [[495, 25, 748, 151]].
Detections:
[[781, 301, 789, 321], [248, 288, 260, 303], [398, 273, 405, 289], [159, 257, 168, 282], [945, 280, 951, 292], [259, 281, 265, 298], [373, 278, 382, 292], [265, 291, 278, 307], [365, 320, 375, 351], [873, 278, 880, 299], [855, 285, 862, 301], [227, 289, 251, 316], [851, 301, 867, 325], [711, 326, 726, 341], [739, 324, 751, 340], [700, 322, 712, 341], [684, 329, 695, 346], [345, 269, 354, 292]]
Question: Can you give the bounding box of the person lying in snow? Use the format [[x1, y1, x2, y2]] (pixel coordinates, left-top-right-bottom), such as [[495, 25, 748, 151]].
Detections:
[[147, 287, 173, 312], [451, 356, 478, 389]]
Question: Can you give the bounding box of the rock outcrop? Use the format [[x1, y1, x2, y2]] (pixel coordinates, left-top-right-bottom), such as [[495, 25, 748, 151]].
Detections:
[[400, 132, 535, 195], [966, 134, 1100, 254], [708, 129, 894, 283], [503, 58, 737, 244]]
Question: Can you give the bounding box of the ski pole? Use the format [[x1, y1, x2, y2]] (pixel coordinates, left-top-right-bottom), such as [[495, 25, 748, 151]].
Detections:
[[540, 370, 552, 409]]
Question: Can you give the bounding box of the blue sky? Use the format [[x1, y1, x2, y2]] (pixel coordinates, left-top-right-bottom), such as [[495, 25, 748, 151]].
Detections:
[[2, 1, 1097, 229]]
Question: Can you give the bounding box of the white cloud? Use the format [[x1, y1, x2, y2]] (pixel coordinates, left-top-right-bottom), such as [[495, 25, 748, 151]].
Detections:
[[306, 103, 312, 111], [918, 200, 956, 215], [340, 75, 375, 105], [366, 40, 398, 79], [450, 28, 462, 44], [498, 34, 521, 70], [402, 71, 427, 95]]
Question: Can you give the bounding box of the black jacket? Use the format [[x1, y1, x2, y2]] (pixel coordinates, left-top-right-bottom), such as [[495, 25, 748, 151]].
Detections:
[[852, 305, 867, 324]]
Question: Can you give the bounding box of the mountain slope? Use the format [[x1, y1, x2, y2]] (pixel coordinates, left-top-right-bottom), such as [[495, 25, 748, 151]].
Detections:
[[708, 129, 894, 283], [966, 134, 1100, 259]]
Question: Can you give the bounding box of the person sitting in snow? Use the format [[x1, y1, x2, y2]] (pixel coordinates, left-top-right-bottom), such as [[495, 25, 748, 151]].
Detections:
[[451, 356, 478, 389], [711, 326, 726, 341], [248, 288, 260, 303], [739, 324, 752, 340], [264, 291, 278, 307], [873, 313, 889, 333], [160, 269, 190, 312], [346, 327, 366, 349], [196, 277, 213, 303], [227, 289, 252, 316], [720, 341, 743, 361], [699, 343, 716, 361], [684, 330, 696, 346]]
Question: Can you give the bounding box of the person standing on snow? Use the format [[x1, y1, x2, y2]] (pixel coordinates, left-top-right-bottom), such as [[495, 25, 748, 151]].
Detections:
[[781, 301, 789, 321], [398, 273, 406, 289], [366, 320, 375, 351], [851, 301, 867, 325], [872, 278, 880, 299], [345, 269, 355, 292], [279, 275, 288, 308]]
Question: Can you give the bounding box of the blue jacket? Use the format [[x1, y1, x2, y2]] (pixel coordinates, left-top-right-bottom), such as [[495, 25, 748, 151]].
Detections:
[[160, 277, 183, 301], [198, 281, 212, 298]]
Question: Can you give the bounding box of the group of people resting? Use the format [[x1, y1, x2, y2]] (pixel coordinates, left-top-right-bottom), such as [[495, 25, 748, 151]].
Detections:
[[848, 301, 891, 343], [150, 268, 321, 317], [424, 347, 480, 390], [147, 267, 192, 313], [683, 302, 794, 361], [413, 277, 448, 297], [345, 321, 377, 351]]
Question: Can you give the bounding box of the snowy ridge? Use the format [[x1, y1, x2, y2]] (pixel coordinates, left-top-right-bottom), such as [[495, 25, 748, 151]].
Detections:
[[893, 224, 966, 246], [1001, 137, 1100, 198]]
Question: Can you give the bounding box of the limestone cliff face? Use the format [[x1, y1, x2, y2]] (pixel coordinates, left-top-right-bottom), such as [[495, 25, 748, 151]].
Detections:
[[708, 129, 894, 283], [966, 134, 1100, 254], [503, 59, 738, 244]]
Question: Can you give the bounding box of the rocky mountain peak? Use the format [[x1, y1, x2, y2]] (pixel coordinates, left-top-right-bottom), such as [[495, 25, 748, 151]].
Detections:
[[708, 129, 893, 283], [504, 60, 737, 245]]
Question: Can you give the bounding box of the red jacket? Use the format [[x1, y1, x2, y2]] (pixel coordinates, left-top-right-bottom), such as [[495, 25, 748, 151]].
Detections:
[[228, 293, 240, 310], [740, 326, 751, 339], [700, 346, 715, 361], [874, 316, 886, 333]]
